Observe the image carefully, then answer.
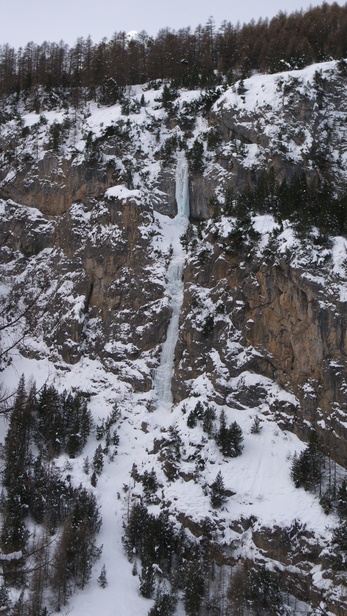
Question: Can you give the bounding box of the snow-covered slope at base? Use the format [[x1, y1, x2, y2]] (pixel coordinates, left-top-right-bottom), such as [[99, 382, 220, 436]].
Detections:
[[2, 352, 335, 615]]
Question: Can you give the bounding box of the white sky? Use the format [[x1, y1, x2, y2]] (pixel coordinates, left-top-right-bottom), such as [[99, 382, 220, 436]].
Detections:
[[1, 0, 346, 49]]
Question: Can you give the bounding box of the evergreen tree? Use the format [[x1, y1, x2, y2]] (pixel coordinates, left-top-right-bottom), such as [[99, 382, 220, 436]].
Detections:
[[142, 469, 158, 503], [1, 491, 29, 553], [194, 401, 205, 419], [161, 83, 178, 112], [28, 456, 47, 524], [217, 412, 244, 457], [97, 564, 108, 588], [184, 562, 205, 616], [36, 384, 64, 458], [51, 486, 102, 606], [148, 590, 176, 616], [227, 564, 248, 615], [64, 393, 92, 457], [217, 410, 228, 454], [125, 503, 177, 578], [187, 139, 204, 174], [83, 456, 90, 475], [290, 430, 323, 492], [228, 421, 244, 457], [92, 444, 104, 476], [202, 405, 215, 436], [337, 480, 347, 520], [162, 426, 181, 481], [187, 409, 197, 428], [331, 521, 347, 570], [29, 459, 74, 532], [210, 471, 227, 509], [2, 376, 33, 559], [250, 416, 262, 434], [247, 566, 283, 614], [35, 386, 91, 458], [125, 501, 149, 559], [4, 375, 33, 491], [139, 564, 155, 598]]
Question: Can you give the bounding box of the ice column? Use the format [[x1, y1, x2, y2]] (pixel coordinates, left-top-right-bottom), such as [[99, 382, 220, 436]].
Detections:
[[155, 153, 190, 406]]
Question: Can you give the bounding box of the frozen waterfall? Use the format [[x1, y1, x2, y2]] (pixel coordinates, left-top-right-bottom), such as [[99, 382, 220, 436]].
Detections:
[[154, 154, 190, 406]]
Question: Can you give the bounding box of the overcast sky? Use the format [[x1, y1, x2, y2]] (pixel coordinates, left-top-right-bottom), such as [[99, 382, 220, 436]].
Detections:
[[1, 0, 345, 48]]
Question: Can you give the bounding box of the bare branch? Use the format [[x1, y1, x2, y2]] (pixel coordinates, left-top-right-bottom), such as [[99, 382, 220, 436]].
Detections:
[[0, 282, 50, 331]]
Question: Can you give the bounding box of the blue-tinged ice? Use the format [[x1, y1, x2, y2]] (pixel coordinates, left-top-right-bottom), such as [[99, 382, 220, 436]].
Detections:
[[155, 153, 190, 406]]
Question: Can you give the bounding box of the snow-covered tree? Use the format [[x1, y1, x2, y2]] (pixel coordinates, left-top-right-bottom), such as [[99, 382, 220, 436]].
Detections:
[[217, 412, 244, 457], [210, 471, 227, 509], [97, 564, 108, 588]]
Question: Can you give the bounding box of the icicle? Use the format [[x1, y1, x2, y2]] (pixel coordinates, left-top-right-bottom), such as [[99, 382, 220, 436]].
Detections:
[[154, 153, 190, 406]]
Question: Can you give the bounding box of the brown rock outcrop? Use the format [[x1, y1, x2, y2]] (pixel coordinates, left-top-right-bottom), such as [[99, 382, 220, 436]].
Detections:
[[174, 240, 347, 464]]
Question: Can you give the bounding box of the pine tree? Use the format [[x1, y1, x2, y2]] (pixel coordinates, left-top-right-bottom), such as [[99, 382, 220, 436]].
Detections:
[[228, 421, 244, 457], [290, 430, 323, 492], [1, 491, 29, 553], [251, 416, 262, 434], [184, 562, 205, 616], [36, 384, 64, 458], [332, 521, 347, 570], [4, 375, 32, 490], [28, 456, 46, 524], [227, 564, 248, 615], [83, 456, 90, 475], [124, 502, 149, 558], [210, 471, 227, 509], [142, 469, 158, 503], [1, 376, 32, 560], [161, 83, 178, 111], [51, 486, 102, 606], [217, 410, 228, 453], [97, 564, 108, 588], [162, 426, 181, 481], [93, 444, 104, 476], [337, 480, 347, 519], [217, 412, 244, 457], [139, 564, 155, 598], [187, 139, 204, 174], [247, 566, 283, 614], [64, 393, 92, 457], [187, 409, 197, 428], [202, 405, 215, 436], [194, 401, 205, 419], [148, 590, 176, 616]]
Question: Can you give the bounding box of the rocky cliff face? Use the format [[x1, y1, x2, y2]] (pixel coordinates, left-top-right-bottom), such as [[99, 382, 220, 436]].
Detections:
[[174, 226, 347, 465], [2, 60, 347, 614]]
